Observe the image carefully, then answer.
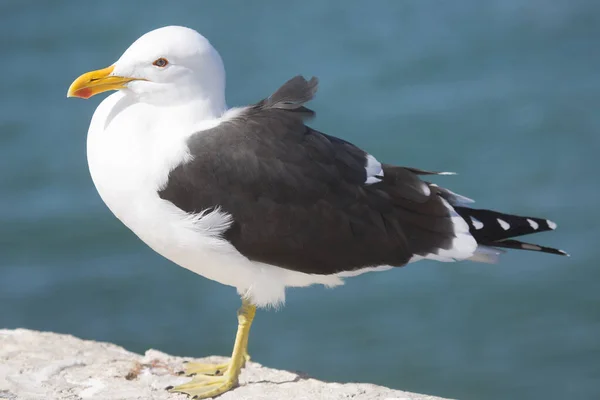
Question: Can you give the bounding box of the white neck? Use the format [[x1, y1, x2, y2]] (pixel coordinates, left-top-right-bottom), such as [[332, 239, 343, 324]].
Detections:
[[167, 94, 227, 122], [127, 82, 227, 117]]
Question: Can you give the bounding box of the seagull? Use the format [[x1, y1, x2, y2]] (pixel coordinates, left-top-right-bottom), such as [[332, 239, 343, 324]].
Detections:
[[67, 26, 567, 399]]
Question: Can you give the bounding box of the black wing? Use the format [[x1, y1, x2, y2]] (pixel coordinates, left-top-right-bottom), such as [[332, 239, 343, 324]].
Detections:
[[158, 76, 458, 275]]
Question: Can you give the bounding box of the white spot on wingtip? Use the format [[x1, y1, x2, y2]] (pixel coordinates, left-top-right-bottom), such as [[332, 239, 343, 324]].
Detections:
[[521, 243, 542, 251], [438, 171, 457, 175], [527, 219, 539, 230], [547, 220, 557, 230], [559, 250, 570, 257], [497, 218, 510, 230], [471, 216, 484, 230]]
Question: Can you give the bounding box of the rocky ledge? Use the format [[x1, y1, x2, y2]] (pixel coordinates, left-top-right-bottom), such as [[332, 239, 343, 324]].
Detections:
[[0, 329, 449, 400]]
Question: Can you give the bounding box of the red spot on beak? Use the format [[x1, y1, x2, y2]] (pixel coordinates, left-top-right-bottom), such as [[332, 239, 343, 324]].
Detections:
[[74, 87, 93, 99]]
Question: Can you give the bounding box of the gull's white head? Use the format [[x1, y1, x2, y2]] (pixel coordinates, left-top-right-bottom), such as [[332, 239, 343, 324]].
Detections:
[[68, 26, 225, 108]]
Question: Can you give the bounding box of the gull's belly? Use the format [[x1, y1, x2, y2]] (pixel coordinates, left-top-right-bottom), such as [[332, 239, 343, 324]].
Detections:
[[87, 134, 249, 290], [87, 122, 185, 256], [84, 93, 247, 289]]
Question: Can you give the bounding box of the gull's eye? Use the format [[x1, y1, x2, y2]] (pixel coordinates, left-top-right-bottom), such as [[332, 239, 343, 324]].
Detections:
[[152, 58, 169, 68]]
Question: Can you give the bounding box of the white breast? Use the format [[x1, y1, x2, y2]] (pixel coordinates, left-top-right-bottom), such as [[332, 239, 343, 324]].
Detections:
[[85, 92, 343, 308], [87, 93, 189, 227]]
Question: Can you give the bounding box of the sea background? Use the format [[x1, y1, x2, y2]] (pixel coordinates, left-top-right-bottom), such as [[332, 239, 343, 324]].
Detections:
[[1, 1, 599, 399]]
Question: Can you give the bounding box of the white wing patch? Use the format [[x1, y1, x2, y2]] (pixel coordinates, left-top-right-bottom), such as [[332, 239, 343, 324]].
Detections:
[[364, 154, 384, 184], [409, 198, 477, 263]]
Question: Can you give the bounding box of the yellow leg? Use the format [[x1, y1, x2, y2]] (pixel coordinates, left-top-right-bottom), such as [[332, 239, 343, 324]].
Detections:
[[181, 350, 250, 377], [168, 298, 256, 399]]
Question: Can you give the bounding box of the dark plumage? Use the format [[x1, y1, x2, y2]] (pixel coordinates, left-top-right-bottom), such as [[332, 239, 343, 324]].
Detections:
[[159, 76, 566, 276]]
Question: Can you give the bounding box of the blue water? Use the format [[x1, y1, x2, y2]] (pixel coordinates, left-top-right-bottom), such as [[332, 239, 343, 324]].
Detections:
[[1, 1, 599, 399]]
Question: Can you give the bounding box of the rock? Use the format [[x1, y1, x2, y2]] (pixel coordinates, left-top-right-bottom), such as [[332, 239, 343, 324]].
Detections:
[[0, 329, 449, 400]]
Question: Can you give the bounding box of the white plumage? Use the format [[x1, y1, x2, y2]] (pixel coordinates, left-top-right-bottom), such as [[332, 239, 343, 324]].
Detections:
[[84, 27, 347, 308], [67, 25, 566, 400], [75, 26, 478, 308], [364, 154, 384, 184]]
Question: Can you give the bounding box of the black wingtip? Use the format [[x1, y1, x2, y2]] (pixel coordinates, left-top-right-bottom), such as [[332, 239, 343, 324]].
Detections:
[[490, 239, 569, 257]]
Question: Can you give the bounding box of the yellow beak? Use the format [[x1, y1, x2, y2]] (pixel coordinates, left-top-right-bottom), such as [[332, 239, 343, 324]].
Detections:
[[67, 65, 139, 99]]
